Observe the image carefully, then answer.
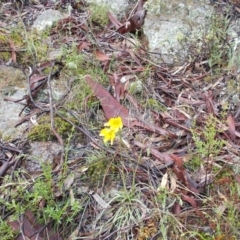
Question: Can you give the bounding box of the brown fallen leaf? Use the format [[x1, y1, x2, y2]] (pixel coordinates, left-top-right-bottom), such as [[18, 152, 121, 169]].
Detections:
[[107, 12, 122, 28], [85, 75, 133, 127], [29, 74, 47, 97], [9, 210, 62, 240], [170, 154, 199, 194], [180, 193, 198, 208], [94, 49, 111, 61], [125, 94, 177, 137], [227, 114, 236, 141], [204, 91, 217, 115], [78, 41, 90, 51], [172, 202, 181, 214]]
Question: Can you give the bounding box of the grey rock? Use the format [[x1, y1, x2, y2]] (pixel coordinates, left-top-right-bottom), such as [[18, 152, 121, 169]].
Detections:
[[25, 141, 62, 173], [85, 0, 129, 19], [143, 0, 215, 65], [0, 66, 27, 141], [32, 9, 64, 31], [227, 18, 240, 72]]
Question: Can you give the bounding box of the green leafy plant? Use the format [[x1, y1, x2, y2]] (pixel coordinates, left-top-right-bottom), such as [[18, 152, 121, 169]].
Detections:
[[191, 115, 225, 160], [206, 14, 230, 70], [0, 219, 18, 240], [0, 162, 82, 237]]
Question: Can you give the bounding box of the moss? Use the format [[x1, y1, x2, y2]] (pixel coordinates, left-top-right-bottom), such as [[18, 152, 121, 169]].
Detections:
[[55, 117, 75, 136], [28, 117, 51, 141], [9, 26, 25, 49], [0, 66, 26, 96], [0, 25, 26, 62], [86, 158, 117, 186], [89, 3, 110, 26], [63, 45, 88, 76], [28, 116, 74, 141], [22, 29, 52, 63], [0, 23, 52, 64], [0, 32, 11, 61], [63, 44, 109, 82], [227, 79, 240, 95]]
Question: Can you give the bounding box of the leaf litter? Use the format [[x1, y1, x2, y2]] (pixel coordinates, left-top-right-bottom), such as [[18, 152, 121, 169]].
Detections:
[[0, 0, 240, 239]]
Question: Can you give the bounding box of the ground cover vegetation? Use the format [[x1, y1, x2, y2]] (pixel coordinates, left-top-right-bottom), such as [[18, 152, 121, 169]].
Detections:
[[0, 0, 240, 239]]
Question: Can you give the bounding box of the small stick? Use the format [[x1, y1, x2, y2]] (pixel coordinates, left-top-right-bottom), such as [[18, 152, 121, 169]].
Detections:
[[46, 62, 64, 171]]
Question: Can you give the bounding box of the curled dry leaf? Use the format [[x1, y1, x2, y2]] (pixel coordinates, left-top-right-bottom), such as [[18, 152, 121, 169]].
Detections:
[[63, 173, 75, 190], [117, 0, 146, 34], [180, 193, 197, 208], [92, 192, 110, 208], [108, 73, 124, 101], [169, 172, 177, 192], [159, 172, 168, 189], [173, 202, 181, 214]]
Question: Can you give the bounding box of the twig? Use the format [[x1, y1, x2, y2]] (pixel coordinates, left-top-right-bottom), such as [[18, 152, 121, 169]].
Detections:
[[46, 61, 64, 171], [19, 215, 27, 240], [126, 0, 139, 21], [26, 66, 47, 111], [0, 142, 22, 153], [0, 158, 16, 177], [0, 48, 26, 52]]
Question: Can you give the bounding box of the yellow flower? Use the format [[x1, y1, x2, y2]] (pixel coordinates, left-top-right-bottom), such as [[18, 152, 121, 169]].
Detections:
[[104, 116, 123, 133], [99, 128, 116, 145]]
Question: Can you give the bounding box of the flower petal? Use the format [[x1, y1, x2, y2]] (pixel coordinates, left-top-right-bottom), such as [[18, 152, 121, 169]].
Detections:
[[99, 128, 116, 144], [104, 117, 123, 132]]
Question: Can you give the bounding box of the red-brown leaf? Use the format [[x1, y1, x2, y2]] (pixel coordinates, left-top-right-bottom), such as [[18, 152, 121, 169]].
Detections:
[[172, 202, 181, 214], [117, 0, 145, 34], [85, 75, 133, 127], [171, 154, 199, 193], [9, 210, 63, 240], [107, 12, 122, 28], [78, 41, 90, 52], [181, 193, 198, 208], [227, 114, 236, 141], [94, 50, 110, 61]]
